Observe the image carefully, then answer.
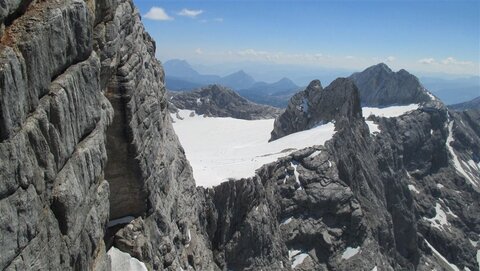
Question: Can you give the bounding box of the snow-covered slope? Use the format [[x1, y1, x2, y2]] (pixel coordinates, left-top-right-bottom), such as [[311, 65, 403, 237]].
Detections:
[[107, 247, 148, 271], [172, 105, 420, 187], [363, 104, 419, 118], [171, 110, 335, 187]]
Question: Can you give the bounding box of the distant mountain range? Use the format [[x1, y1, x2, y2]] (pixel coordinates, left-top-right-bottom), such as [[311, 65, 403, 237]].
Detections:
[[448, 96, 480, 111], [164, 59, 479, 108], [419, 76, 480, 105], [163, 59, 300, 107], [164, 59, 256, 90]]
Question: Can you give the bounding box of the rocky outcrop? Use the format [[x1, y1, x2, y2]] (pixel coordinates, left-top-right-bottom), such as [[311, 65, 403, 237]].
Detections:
[[169, 84, 283, 120], [350, 63, 433, 106], [270, 78, 362, 141]]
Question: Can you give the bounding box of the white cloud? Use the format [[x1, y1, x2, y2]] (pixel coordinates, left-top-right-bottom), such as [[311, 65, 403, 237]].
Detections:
[[345, 55, 355, 59], [144, 7, 173, 21], [419, 58, 436, 64], [214, 18, 224, 22], [195, 48, 203, 55], [178, 8, 203, 18], [441, 57, 473, 66], [386, 56, 396, 62]]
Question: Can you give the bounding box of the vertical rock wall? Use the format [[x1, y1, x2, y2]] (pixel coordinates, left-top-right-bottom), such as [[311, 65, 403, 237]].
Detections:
[[0, 0, 217, 270]]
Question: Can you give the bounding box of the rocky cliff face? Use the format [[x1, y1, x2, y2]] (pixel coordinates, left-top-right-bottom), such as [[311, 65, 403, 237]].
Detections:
[[169, 84, 282, 120], [270, 78, 362, 141], [350, 63, 433, 106], [0, 0, 214, 270]]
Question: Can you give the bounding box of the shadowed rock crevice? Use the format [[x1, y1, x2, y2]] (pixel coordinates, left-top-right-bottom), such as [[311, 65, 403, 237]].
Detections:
[[105, 82, 147, 220]]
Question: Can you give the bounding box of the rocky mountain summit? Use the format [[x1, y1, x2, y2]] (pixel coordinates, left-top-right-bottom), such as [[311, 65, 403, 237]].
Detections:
[[350, 63, 433, 106], [1, 0, 479, 271], [270, 78, 362, 140], [169, 84, 283, 120]]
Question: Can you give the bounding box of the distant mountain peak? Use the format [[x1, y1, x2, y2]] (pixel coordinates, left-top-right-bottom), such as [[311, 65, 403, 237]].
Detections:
[[369, 62, 393, 73], [350, 63, 431, 106]]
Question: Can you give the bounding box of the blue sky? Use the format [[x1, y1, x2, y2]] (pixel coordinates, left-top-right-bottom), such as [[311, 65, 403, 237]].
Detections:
[[133, 0, 480, 76]]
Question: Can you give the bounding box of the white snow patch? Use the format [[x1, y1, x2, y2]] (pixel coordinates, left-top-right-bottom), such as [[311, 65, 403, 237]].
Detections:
[[281, 217, 293, 225], [424, 203, 449, 231], [408, 184, 420, 194], [307, 150, 322, 158], [108, 247, 148, 271], [292, 253, 309, 268], [196, 98, 202, 105], [467, 160, 479, 170], [341, 246, 360, 260], [444, 205, 458, 219], [172, 110, 336, 187], [291, 162, 302, 189], [366, 120, 380, 135], [362, 104, 419, 118], [430, 129, 434, 135], [426, 91, 437, 101], [469, 239, 478, 247], [371, 267, 378, 271], [424, 239, 460, 271], [446, 121, 478, 188], [107, 216, 135, 228], [477, 250, 480, 270], [289, 250, 309, 268], [437, 183, 445, 189]]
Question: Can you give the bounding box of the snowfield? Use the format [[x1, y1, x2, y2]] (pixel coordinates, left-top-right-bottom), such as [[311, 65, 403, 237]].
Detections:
[[108, 247, 147, 271], [171, 110, 336, 187], [363, 104, 419, 135], [363, 104, 419, 118]]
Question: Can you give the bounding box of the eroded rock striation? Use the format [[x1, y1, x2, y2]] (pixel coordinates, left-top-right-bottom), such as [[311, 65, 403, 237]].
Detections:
[[169, 84, 283, 120], [0, 0, 214, 270]]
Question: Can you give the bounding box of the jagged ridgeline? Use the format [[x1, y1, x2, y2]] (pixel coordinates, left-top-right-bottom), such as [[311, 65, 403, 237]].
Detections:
[[1, 2, 480, 271]]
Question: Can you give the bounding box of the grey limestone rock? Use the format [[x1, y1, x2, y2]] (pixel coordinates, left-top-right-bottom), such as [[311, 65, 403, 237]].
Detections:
[[270, 78, 362, 141]]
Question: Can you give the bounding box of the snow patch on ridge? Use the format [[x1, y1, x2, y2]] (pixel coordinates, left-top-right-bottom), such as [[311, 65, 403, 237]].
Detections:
[[171, 110, 336, 187], [288, 250, 309, 268], [408, 184, 420, 194], [424, 239, 460, 271], [341, 246, 360, 260], [108, 247, 148, 271], [446, 121, 479, 188], [366, 120, 380, 135], [363, 104, 419, 118]]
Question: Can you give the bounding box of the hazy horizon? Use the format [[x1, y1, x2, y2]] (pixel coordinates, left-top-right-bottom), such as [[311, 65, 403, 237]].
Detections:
[[133, 0, 479, 78]]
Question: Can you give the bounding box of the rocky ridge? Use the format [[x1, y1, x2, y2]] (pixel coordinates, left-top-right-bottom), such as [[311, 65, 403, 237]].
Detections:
[[270, 78, 362, 141], [449, 96, 480, 111], [169, 84, 283, 120]]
